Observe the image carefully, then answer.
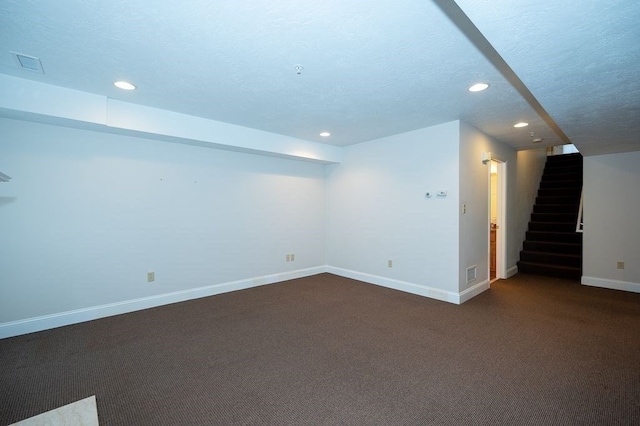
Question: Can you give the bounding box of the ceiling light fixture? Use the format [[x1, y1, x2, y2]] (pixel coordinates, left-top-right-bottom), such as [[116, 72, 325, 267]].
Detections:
[[514, 122, 529, 128], [468, 83, 489, 92], [114, 81, 136, 90], [319, 132, 331, 137]]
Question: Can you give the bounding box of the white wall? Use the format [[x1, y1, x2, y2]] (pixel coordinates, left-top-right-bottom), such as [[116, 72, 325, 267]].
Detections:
[[0, 118, 327, 333], [515, 148, 547, 254], [582, 152, 640, 292], [458, 122, 517, 291], [325, 122, 461, 302], [0, 114, 582, 337]]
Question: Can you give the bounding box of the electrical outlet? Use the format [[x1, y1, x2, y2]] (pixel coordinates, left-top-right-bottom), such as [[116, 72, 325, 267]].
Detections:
[[147, 272, 155, 282], [388, 260, 393, 268], [617, 261, 625, 270], [462, 203, 467, 214], [291, 254, 295, 261], [286, 254, 291, 262]]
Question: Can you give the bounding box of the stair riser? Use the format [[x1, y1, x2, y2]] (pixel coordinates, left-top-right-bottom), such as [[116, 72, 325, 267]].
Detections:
[[529, 222, 577, 232], [538, 188, 582, 198], [520, 251, 581, 268], [540, 180, 582, 189], [544, 164, 583, 175], [526, 231, 583, 244], [545, 161, 583, 168], [531, 213, 577, 223], [533, 204, 579, 214], [523, 241, 581, 255], [536, 196, 581, 205], [541, 173, 582, 182], [517, 262, 581, 280]]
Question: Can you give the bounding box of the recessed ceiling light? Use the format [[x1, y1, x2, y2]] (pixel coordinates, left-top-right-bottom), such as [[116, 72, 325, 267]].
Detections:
[[514, 122, 529, 128], [319, 132, 331, 137], [468, 83, 489, 92], [114, 81, 136, 90]]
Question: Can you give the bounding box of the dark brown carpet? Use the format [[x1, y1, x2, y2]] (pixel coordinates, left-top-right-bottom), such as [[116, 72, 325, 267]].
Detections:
[[1, 273, 639, 425]]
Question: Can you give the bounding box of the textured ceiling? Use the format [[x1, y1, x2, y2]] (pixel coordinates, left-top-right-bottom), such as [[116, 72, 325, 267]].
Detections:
[[455, 0, 640, 156], [1, 0, 638, 155]]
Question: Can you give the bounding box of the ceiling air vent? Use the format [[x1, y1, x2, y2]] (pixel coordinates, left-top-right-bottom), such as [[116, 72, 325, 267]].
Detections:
[[11, 52, 44, 74]]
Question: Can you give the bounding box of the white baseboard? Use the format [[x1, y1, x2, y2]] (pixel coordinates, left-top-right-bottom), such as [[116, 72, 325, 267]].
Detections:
[[506, 265, 518, 278], [0, 266, 327, 340], [581, 276, 640, 293], [459, 279, 490, 303], [1, 265, 498, 339], [326, 266, 472, 305]]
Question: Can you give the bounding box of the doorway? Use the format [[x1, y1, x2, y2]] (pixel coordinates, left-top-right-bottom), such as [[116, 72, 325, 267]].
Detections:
[[489, 159, 506, 282]]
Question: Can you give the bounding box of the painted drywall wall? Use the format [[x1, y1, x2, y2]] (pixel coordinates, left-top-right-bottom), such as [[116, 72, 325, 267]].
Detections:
[[515, 148, 547, 254], [458, 122, 517, 291], [0, 113, 567, 337], [0, 117, 327, 328], [325, 122, 461, 300], [582, 152, 640, 292]]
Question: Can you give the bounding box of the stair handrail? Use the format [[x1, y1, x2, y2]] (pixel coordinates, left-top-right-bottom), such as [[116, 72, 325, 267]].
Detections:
[[576, 188, 584, 233]]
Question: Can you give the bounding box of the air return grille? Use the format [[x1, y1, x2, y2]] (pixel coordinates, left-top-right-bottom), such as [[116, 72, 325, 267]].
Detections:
[[466, 265, 477, 283], [11, 52, 44, 74]]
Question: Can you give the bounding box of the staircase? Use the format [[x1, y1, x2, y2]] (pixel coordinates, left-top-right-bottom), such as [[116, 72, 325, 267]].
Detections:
[[517, 153, 583, 280]]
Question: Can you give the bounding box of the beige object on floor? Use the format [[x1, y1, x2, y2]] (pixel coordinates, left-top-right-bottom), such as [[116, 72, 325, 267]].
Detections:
[[10, 396, 99, 426]]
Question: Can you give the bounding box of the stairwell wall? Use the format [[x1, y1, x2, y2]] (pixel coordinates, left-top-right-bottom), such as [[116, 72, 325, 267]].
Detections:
[[515, 148, 547, 255], [582, 152, 640, 292]]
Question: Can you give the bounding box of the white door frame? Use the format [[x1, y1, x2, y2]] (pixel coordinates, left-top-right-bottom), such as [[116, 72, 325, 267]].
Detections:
[[487, 155, 507, 281]]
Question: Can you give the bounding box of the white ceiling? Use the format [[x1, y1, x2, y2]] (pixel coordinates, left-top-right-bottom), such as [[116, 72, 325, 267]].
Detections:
[[1, 0, 638, 155]]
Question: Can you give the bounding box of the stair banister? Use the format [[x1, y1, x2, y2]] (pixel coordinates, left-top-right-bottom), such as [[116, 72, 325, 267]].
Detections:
[[576, 188, 584, 233]]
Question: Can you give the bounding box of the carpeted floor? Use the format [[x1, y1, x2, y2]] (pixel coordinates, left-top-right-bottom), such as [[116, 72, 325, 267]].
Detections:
[[1, 273, 639, 425]]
